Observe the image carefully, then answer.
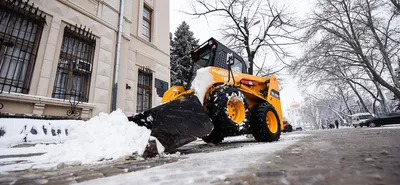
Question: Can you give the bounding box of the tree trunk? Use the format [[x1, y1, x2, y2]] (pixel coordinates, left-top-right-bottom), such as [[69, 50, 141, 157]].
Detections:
[[248, 54, 254, 75], [373, 81, 388, 113], [347, 81, 370, 113], [338, 87, 353, 115]]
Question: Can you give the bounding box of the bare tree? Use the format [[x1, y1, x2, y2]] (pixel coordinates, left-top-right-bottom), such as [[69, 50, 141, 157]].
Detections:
[[291, 0, 400, 111], [390, 0, 400, 11], [187, 0, 300, 75]]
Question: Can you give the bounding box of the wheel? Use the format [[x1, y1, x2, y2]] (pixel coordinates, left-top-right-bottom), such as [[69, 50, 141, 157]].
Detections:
[[250, 102, 281, 142], [202, 85, 251, 143], [369, 122, 376, 127]]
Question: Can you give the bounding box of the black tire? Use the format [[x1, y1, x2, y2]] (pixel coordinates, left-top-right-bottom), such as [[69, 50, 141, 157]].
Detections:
[[369, 122, 376, 127], [250, 102, 281, 142], [202, 85, 251, 143]]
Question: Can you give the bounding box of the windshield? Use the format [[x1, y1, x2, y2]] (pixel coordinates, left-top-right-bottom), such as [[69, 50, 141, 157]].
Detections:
[[188, 49, 211, 87], [192, 50, 211, 69]]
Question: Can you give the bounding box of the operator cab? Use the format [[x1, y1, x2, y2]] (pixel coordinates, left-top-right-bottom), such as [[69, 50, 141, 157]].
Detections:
[[190, 38, 249, 74]]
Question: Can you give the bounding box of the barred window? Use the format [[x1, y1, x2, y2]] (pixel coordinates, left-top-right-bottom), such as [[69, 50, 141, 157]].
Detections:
[[142, 6, 152, 42], [52, 25, 95, 102], [137, 69, 152, 112], [0, 0, 45, 94]]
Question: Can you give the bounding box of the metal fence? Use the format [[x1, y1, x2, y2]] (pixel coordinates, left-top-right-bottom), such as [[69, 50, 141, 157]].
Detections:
[[0, 0, 46, 94], [52, 25, 96, 104]]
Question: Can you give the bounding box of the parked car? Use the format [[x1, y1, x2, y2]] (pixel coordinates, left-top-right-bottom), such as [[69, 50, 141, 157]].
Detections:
[[350, 112, 374, 128], [360, 112, 400, 127]]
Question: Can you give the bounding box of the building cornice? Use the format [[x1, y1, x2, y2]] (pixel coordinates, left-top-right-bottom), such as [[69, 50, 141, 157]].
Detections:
[[56, 0, 132, 33], [0, 92, 95, 109]]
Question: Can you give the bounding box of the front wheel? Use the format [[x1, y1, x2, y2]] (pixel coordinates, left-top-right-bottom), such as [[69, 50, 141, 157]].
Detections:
[[250, 102, 281, 142], [369, 122, 376, 127], [202, 85, 251, 143]]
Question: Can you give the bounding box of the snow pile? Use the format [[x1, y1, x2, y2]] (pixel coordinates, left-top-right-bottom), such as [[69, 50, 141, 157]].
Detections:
[[0, 119, 80, 147], [190, 67, 215, 105], [35, 109, 151, 165]]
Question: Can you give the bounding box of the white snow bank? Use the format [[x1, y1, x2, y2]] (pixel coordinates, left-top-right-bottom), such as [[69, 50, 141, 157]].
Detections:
[[33, 109, 152, 165], [0, 118, 81, 147], [190, 67, 215, 105]]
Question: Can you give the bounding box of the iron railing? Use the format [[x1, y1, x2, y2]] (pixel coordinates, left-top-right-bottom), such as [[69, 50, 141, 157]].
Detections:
[[52, 24, 96, 116], [0, 0, 46, 112], [0, 0, 45, 94]]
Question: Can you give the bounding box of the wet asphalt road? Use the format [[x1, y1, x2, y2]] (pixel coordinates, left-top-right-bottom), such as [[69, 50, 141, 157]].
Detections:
[[214, 126, 400, 185], [1, 125, 399, 185]]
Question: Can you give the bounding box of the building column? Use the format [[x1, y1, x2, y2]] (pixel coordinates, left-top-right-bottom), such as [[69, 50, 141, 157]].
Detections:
[[32, 103, 45, 116]]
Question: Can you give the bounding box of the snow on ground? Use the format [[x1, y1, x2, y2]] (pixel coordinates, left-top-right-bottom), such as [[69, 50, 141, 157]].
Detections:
[[0, 109, 151, 173], [364, 124, 400, 130], [0, 118, 81, 147], [190, 67, 215, 105], [79, 133, 306, 185]]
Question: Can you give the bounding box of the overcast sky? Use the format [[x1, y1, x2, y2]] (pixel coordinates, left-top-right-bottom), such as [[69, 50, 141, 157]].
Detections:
[[169, 0, 314, 114]]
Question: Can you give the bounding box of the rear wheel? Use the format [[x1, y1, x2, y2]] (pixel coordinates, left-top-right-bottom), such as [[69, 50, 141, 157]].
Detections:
[[250, 102, 281, 142], [202, 85, 251, 143]]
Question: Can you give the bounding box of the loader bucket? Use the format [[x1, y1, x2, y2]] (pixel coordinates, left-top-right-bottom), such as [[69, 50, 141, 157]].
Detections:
[[128, 94, 213, 153]]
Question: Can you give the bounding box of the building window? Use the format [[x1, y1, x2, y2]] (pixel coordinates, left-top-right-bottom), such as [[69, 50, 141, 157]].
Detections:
[[142, 6, 152, 42], [52, 25, 96, 102], [0, 1, 46, 94], [137, 69, 152, 112]]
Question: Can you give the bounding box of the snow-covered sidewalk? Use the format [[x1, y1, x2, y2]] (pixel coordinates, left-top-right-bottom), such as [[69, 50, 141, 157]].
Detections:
[[0, 110, 152, 173], [78, 133, 308, 185]]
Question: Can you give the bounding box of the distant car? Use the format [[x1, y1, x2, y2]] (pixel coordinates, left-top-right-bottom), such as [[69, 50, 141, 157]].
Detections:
[[360, 112, 400, 127], [295, 127, 303, 131], [350, 113, 374, 128]]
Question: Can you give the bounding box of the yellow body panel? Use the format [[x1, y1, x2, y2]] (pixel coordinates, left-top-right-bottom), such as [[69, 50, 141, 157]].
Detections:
[[162, 86, 194, 103], [162, 67, 283, 129]]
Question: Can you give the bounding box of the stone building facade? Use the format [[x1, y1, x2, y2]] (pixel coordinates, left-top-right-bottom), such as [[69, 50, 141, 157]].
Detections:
[[0, 0, 170, 119]]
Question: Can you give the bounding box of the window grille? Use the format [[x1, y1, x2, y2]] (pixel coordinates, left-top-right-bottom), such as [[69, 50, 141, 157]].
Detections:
[[136, 68, 152, 112], [52, 25, 95, 103], [0, 0, 46, 94]]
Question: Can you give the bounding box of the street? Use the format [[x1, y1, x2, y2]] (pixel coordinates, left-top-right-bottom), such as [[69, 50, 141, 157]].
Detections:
[[213, 126, 400, 185], [1, 125, 399, 185]]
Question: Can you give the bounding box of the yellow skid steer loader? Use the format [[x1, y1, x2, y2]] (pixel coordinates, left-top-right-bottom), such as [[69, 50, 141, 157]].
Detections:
[[128, 38, 283, 153]]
